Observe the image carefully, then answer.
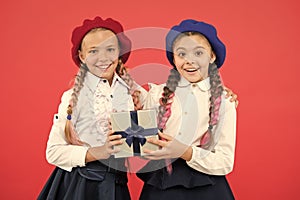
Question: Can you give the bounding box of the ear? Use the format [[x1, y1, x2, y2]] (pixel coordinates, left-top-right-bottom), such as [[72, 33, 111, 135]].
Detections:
[[78, 50, 85, 64], [210, 52, 216, 64]]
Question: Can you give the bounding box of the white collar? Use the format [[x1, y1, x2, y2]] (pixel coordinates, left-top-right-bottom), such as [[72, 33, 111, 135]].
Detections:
[[85, 71, 130, 92], [177, 76, 211, 91]]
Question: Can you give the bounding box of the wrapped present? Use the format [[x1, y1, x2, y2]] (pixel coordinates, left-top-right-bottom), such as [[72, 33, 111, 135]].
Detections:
[[111, 109, 159, 158]]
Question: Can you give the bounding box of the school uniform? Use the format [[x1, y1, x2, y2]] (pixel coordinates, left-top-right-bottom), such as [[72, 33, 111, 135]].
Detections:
[[138, 76, 236, 200], [38, 71, 147, 200]]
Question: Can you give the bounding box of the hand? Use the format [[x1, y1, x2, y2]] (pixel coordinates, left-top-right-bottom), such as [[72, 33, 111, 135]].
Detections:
[[143, 132, 193, 161], [224, 86, 239, 108], [132, 90, 143, 110], [85, 130, 123, 163]]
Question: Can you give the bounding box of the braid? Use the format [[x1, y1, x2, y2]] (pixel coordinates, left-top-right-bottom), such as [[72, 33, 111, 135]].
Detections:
[[156, 68, 180, 174], [71, 64, 88, 107], [200, 63, 223, 149], [117, 60, 143, 110], [157, 68, 181, 130], [65, 64, 89, 145]]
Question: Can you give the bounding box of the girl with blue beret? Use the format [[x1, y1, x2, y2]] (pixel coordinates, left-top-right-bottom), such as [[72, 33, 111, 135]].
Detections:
[[138, 19, 236, 199]]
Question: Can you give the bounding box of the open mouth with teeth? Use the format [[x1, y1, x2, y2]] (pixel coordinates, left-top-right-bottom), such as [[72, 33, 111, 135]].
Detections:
[[184, 68, 198, 73], [96, 63, 112, 69]]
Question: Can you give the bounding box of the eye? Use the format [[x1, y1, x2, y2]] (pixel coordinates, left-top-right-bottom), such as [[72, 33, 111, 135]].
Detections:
[[195, 51, 203, 57], [177, 52, 186, 57], [88, 49, 98, 54], [107, 47, 116, 53]]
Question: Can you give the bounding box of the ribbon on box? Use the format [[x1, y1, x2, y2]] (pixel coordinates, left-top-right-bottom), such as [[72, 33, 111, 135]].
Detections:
[[114, 111, 158, 155]]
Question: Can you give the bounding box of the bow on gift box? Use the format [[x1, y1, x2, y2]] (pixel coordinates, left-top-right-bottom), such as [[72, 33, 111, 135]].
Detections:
[[124, 126, 147, 147], [116, 127, 147, 155], [113, 111, 158, 156]]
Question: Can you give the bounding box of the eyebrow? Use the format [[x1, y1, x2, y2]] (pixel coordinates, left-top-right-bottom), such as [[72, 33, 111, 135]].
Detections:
[[105, 44, 117, 48], [175, 47, 186, 51], [175, 46, 206, 51], [88, 44, 117, 50]]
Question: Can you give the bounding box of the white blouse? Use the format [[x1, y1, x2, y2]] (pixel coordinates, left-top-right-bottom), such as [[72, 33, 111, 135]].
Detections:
[[144, 76, 236, 175], [46, 71, 147, 171]]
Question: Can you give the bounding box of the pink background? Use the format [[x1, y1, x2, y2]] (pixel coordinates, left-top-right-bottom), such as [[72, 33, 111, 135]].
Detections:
[[1, 0, 299, 199]]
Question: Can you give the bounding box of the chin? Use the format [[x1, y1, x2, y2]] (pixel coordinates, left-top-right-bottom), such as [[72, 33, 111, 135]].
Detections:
[[185, 76, 202, 83], [101, 72, 114, 80]]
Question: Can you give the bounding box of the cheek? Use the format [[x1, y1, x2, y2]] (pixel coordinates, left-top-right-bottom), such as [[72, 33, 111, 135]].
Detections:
[[109, 50, 120, 60], [107, 54, 118, 61], [174, 57, 186, 68], [108, 60, 119, 72], [196, 56, 211, 66], [85, 55, 99, 67]]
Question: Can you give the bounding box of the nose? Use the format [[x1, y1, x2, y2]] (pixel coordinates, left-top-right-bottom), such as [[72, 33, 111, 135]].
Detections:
[[184, 54, 195, 65], [96, 50, 109, 62]]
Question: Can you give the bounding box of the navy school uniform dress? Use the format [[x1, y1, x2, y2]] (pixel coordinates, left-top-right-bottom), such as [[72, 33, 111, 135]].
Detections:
[[137, 159, 235, 200], [38, 158, 130, 200]]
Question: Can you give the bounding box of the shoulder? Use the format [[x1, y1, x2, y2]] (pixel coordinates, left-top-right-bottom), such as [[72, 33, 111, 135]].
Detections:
[[61, 88, 73, 100], [148, 83, 166, 98], [221, 91, 236, 113]]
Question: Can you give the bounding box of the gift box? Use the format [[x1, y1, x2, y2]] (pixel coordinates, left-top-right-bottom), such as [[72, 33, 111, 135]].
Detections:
[[111, 109, 159, 158]]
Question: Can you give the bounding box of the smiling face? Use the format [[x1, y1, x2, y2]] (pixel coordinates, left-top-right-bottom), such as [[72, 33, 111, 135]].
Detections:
[[173, 33, 216, 83], [79, 28, 120, 82]]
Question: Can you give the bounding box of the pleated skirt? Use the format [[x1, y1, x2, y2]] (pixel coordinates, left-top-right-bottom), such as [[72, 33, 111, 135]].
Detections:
[[38, 161, 130, 200], [137, 159, 235, 200]]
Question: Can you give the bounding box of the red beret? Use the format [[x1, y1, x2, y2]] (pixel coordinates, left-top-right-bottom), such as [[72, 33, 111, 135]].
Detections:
[[71, 16, 131, 66]]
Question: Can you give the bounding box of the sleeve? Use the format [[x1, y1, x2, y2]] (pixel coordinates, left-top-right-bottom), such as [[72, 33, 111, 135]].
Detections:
[[143, 83, 165, 111], [136, 85, 148, 107], [186, 96, 237, 175], [46, 90, 89, 172]]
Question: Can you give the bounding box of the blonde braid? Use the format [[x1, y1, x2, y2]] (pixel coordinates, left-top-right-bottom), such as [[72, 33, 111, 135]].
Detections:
[[117, 60, 143, 110], [65, 64, 88, 145]]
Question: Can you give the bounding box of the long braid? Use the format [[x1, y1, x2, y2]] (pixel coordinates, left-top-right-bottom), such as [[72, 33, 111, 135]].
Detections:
[[65, 64, 89, 145], [157, 68, 180, 174], [157, 68, 180, 130], [200, 63, 223, 149], [117, 60, 143, 110]]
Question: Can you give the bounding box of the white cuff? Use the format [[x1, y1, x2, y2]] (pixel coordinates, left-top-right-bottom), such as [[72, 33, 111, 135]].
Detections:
[[70, 146, 89, 167]]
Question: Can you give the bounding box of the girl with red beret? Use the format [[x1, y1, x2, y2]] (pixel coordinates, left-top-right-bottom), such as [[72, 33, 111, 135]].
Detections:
[[137, 19, 236, 199], [38, 16, 147, 200]]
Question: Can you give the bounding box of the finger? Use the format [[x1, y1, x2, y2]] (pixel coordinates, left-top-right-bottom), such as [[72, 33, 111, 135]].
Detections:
[[143, 152, 168, 160], [108, 134, 122, 141], [143, 148, 168, 156], [108, 129, 115, 136], [225, 90, 232, 98], [223, 86, 230, 97], [230, 94, 237, 102], [158, 132, 173, 141], [109, 140, 123, 146], [235, 100, 239, 108], [147, 137, 168, 147], [143, 148, 153, 154], [143, 155, 164, 160]]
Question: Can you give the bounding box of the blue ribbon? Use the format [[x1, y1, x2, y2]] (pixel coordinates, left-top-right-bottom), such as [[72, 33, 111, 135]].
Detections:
[[124, 126, 147, 147], [114, 111, 158, 155]]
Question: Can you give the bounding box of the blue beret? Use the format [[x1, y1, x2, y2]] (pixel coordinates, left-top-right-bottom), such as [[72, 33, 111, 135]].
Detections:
[[166, 19, 226, 68]]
